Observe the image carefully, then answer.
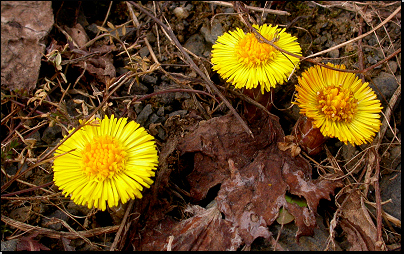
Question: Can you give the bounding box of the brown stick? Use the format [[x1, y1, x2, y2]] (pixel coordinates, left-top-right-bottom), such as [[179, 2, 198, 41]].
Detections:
[[2, 215, 119, 240], [369, 148, 385, 250], [1, 182, 54, 197], [306, 5, 401, 59], [203, 1, 290, 16], [1, 72, 132, 193], [129, 1, 253, 137], [109, 199, 135, 251], [237, 3, 401, 74], [357, 8, 366, 81]]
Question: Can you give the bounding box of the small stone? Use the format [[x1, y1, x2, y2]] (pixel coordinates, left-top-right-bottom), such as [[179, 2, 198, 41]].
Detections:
[[173, 7, 189, 19], [200, 20, 224, 44], [41, 209, 69, 231], [138, 46, 150, 58], [224, 7, 234, 13], [141, 75, 157, 85], [328, 48, 340, 59], [184, 33, 206, 57], [134, 103, 143, 114], [1, 239, 19, 251], [175, 91, 191, 100], [149, 113, 166, 125], [157, 106, 165, 116], [149, 123, 166, 140], [42, 125, 62, 145], [367, 55, 378, 65], [168, 110, 188, 118], [386, 61, 398, 73], [86, 23, 99, 36], [380, 169, 401, 221], [370, 72, 399, 101], [136, 104, 153, 126], [146, 32, 156, 44], [67, 202, 91, 215], [131, 82, 149, 95], [9, 206, 31, 222]]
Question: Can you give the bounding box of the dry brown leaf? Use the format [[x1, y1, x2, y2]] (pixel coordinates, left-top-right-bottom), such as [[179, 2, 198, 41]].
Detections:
[[138, 202, 242, 251], [340, 190, 386, 251], [16, 232, 50, 251], [177, 114, 343, 247]]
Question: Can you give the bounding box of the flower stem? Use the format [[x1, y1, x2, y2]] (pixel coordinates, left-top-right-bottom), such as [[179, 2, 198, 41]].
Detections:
[[242, 87, 273, 123]]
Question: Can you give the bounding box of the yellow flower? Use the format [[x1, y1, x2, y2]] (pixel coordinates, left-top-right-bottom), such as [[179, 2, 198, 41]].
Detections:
[[53, 115, 159, 211], [294, 63, 383, 145], [211, 24, 302, 93]]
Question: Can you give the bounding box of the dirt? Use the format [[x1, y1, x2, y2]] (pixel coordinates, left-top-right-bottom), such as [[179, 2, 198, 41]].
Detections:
[[1, 1, 401, 251]]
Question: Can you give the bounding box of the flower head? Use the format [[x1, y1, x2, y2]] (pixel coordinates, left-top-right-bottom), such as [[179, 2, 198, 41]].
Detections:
[[294, 63, 382, 145], [211, 24, 302, 93], [53, 115, 159, 211]]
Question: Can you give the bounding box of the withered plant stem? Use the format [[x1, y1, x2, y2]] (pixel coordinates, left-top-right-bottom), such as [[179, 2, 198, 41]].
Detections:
[[121, 88, 219, 118], [1, 72, 132, 193], [236, 2, 401, 74], [1, 181, 53, 197], [1, 215, 119, 240], [129, 1, 253, 137]]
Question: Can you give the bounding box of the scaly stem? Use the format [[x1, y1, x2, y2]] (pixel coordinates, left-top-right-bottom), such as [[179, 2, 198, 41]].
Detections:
[[242, 87, 273, 123]]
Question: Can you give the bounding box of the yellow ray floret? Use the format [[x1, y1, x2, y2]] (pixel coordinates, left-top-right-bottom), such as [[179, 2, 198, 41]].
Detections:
[[211, 24, 302, 93], [53, 114, 159, 211], [294, 63, 382, 145]]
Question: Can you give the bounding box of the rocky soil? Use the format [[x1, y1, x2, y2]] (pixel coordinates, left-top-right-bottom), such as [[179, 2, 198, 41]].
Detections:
[[1, 1, 401, 251]]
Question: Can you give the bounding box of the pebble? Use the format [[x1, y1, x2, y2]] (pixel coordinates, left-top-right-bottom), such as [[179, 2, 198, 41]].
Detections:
[[149, 123, 166, 140], [136, 104, 153, 126], [138, 46, 150, 58], [86, 23, 100, 36], [370, 71, 399, 101], [168, 109, 188, 118], [154, 83, 176, 104], [200, 20, 224, 44], [367, 55, 378, 65], [129, 81, 149, 95], [328, 48, 340, 59], [184, 33, 207, 57], [386, 61, 398, 73], [380, 168, 401, 221], [149, 113, 166, 125], [141, 75, 158, 85], [134, 103, 143, 114], [41, 125, 62, 145], [1, 239, 19, 251], [173, 7, 189, 20], [9, 206, 31, 222], [41, 209, 70, 231], [157, 106, 165, 116]]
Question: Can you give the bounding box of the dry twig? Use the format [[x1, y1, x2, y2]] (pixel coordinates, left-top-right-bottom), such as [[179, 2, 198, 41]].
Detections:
[[1, 215, 119, 240], [129, 1, 253, 137]]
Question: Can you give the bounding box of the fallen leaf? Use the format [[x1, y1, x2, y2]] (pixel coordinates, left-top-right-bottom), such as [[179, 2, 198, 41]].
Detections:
[[178, 114, 343, 247], [138, 202, 242, 251], [16, 232, 50, 251], [339, 190, 386, 251]]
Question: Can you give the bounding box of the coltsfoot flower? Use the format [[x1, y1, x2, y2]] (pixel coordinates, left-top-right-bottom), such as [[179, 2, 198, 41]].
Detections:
[[294, 63, 383, 145], [53, 115, 159, 211], [211, 24, 302, 93]]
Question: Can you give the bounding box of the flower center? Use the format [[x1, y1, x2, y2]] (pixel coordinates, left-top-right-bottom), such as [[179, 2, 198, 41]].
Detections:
[[81, 135, 127, 181], [317, 85, 358, 122], [235, 33, 277, 68]]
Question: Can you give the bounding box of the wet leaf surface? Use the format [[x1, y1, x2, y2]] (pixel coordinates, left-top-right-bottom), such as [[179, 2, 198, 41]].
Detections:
[[339, 190, 385, 251], [134, 113, 343, 249], [16, 232, 50, 251]]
